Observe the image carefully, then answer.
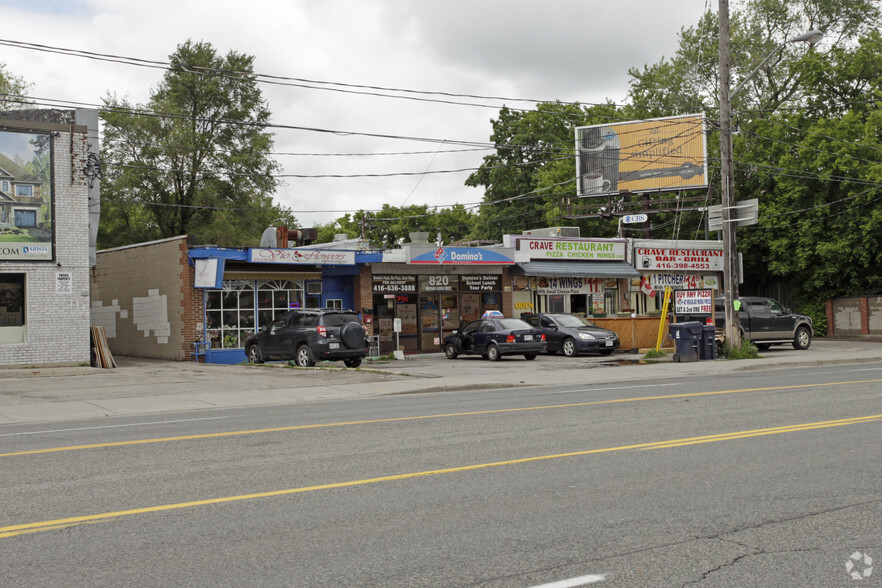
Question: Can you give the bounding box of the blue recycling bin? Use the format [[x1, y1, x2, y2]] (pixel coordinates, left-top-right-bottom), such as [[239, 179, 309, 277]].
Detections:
[[700, 324, 718, 360], [669, 321, 702, 362]]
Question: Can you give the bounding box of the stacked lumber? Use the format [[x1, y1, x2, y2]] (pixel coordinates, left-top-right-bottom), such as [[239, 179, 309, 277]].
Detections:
[[90, 326, 117, 369]]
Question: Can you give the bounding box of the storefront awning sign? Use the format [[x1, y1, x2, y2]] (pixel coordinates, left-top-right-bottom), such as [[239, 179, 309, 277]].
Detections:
[[248, 248, 356, 265], [635, 246, 723, 271], [516, 238, 625, 261], [408, 247, 514, 265]]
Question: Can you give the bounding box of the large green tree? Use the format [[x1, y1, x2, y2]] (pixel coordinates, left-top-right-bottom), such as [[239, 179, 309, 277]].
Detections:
[[99, 40, 296, 248]]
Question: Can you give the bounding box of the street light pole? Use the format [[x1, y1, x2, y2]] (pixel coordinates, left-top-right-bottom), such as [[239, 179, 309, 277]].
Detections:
[[718, 0, 822, 349]]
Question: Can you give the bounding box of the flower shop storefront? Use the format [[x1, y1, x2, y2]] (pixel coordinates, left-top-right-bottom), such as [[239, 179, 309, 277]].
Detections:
[[191, 246, 378, 364]]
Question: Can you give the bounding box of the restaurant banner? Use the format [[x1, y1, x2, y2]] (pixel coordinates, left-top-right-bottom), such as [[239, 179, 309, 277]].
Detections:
[[516, 238, 625, 261], [635, 246, 724, 271]]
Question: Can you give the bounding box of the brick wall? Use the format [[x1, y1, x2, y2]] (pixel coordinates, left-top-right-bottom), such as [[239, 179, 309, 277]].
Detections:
[[90, 236, 190, 360], [0, 124, 91, 367], [355, 265, 374, 336]]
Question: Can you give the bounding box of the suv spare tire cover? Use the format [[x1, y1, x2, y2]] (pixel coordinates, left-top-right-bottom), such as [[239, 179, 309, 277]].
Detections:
[[341, 322, 366, 349]]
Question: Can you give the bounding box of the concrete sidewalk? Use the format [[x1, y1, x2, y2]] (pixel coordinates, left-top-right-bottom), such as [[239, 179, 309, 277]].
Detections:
[[2, 339, 881, 425]]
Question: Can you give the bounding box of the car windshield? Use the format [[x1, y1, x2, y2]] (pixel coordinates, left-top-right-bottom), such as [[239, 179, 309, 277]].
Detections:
[[497, 319, 533, 331], [322, 313, 359, 327], [553, 314, 597, 328]]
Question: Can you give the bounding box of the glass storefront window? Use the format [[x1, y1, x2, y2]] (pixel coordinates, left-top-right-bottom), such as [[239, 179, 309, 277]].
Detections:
[[207, 279, 304, 349]]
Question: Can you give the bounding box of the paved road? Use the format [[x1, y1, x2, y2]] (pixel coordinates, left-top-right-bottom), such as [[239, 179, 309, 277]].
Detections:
[[2, 339, 882, 424], [2, 360, 880, 586]]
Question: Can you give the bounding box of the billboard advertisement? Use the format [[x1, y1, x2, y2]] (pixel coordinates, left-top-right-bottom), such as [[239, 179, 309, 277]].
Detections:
[[0, 130, 53, 262], [575, 113, 707, 197]]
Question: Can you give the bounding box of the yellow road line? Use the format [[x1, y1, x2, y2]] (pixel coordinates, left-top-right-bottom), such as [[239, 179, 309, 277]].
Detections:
[[2, 413, 880, 539], [3, 378, 881, 459]]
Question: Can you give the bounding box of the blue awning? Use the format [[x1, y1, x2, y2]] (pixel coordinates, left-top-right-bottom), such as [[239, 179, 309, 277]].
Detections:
[[512, 260, 640, 278]]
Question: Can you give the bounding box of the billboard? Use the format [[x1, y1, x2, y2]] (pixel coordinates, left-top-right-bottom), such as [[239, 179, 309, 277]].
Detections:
[[575, 113, 707, 197], [0, 130, 53, 262]]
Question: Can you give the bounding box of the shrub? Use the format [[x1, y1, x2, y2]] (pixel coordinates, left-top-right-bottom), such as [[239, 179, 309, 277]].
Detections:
[[721, 338, 759, 359]]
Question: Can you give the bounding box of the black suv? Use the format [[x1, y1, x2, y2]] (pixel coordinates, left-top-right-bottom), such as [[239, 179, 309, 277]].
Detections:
[[245, 308, 369, 367]]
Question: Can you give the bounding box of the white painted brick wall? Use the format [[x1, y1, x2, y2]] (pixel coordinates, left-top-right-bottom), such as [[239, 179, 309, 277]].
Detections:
[[0, 128, 92, 366]]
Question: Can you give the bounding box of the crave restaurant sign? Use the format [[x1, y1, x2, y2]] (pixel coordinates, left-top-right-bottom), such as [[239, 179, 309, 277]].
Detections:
[[635, 246, 723, 271], [517, 238, 625, 261], [409, 247, 514, 265], [248, 248, 355, 265]]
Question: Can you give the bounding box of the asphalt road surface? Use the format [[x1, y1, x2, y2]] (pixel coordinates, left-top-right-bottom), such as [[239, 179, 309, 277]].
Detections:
[[2, 362, 881, 587]]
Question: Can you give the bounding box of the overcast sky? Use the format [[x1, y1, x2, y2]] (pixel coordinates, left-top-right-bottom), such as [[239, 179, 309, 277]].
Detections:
[[1, 0, 711, 228]]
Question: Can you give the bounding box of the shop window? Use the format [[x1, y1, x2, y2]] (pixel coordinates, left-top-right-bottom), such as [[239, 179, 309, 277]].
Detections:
[[205, 279, 304, 349], [256, 279, 304, 330], [0, 273, 25, 344]]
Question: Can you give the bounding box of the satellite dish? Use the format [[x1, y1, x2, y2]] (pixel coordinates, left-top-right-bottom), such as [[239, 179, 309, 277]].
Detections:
[[259, 227, 278, 248]]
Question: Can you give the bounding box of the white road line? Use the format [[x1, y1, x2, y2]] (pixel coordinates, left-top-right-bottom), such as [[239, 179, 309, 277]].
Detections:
[[556, 382, 681, 394], [0, 416, 231, 437], [529, 573, 606, 587]]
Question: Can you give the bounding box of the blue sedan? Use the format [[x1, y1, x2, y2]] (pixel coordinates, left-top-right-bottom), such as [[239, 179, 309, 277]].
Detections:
[[442, 317, 546, 361]]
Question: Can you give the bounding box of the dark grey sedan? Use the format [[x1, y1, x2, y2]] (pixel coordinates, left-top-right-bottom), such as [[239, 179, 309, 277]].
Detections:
[[522, 313, 619, 357], [442, 317, 546, 361]]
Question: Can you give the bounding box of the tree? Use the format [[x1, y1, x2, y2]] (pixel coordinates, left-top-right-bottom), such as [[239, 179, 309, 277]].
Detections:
[[315, 204, 479, 249], [99, 40, 296, 248], [0, 62, 30, 109], [626, 0, 882, 318], [466, 101, 628, 240]]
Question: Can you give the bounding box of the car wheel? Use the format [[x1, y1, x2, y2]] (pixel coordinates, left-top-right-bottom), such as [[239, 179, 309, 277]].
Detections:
[[524, 353, 537, 360], [246, 344, 264, 364], [486, 343, 501, 361], [344, 358, 362, 368], [444, 343, 459, 360], [296, 345, 316, 367], [792, 326, 812, 350], [756, 343, 772, 350], [562, 338, 577, 357]]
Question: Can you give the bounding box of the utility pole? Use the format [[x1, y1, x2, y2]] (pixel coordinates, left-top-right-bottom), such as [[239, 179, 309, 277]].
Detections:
[[719, 0, 742, 348]]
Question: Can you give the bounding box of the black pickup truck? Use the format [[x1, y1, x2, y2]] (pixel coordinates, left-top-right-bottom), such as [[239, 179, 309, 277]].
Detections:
[[680, 296, 814, 350]]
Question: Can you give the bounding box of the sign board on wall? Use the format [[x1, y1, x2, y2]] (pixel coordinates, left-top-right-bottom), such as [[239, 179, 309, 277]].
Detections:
[[248, 248, 355, 265], [516, 238, 625, 261], [536, 276, 604, 295], [635, 246, 724, 271], [0, 130, 53, 262], [675, 289, 714, 314], [409, 247, 514, 265], [575, 113, 707, 197], [647, 273, 719, 290], [372, 275, 417, 293]]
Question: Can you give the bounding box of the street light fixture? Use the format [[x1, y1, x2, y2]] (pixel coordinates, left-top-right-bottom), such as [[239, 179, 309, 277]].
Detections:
[[718, 0, 822, 349]]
